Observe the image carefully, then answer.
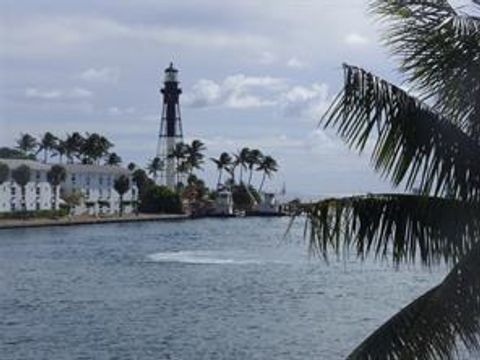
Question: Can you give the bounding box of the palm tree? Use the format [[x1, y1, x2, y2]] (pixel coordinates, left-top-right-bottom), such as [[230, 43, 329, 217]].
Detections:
[[11, 165, 31, 212], [16, 134, 37, 157], [0, 162, 9, 184], [47, 165, 66, 210], [147, 157, 163, 181], [114, 175, 130, 217], [246, 149, 263, 186], [82, 133, 112, 164], [37, 132, 58, 163], [65, 132, 84, 163], [185, 139, 206, 175], [169, 142, 189, 184], [257, 155, 278, 192], [211, 152, 232, 188], [106, 152, 122, 166], [127, 162, 137, 172], [52, 139, 67, 163], [235, 147, 250, 184], [300, 1, 480, 359]]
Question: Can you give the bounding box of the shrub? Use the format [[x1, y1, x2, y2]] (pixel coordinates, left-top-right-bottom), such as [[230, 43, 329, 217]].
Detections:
[[139, 185, 183, 214]]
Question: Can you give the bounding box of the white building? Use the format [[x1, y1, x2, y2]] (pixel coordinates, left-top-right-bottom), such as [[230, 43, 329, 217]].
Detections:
[[62, 164, 137, 216], [213, 189, 234, 216], [0, 159, 59, 213]]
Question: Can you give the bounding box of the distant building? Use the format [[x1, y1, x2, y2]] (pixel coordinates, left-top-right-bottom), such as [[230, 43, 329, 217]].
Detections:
[[213, 189, 234, 216], [0, 159, 137, 216], [62, 164, 137, 216], [0, 159, 58, 213]]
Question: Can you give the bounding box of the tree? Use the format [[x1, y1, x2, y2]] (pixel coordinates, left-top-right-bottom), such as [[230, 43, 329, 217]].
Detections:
[[106, 152, 122, 166], [65, 132, 85, 163], [0, 162, 9, 184], [235, 147, 250, 184], [0, 147, 33, 160], [210, 152, 232, 188], [257, 155, 278, 192], [62, 190, 83, 215], [169, 142, 189, 183], [132, 168, 154, 196], [185, 139, 206, 175], [47, 165, 66, 210], [11, 165, 31, 212], [245, 149, 263, 186], [38, 132, 58, 163], [127, 162, 137, 172], [16, 134, 37, 157], [139, 185, 182, 214], [300, 1, 480, 359], [114, 175, 130, 217], [147, 157, 163, 181], [52, 140, 67, 163], [81, 133, 113, 164]]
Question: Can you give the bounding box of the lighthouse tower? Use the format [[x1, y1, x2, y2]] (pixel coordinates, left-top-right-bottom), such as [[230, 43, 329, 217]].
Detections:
[[156, 63, 183, 188]]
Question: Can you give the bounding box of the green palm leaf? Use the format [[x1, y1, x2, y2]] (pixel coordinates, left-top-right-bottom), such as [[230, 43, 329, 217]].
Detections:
[[302, 194, 480, 266], [324, 64, 480, 200], [347, 241, 480, 359], [371, 0, 480, 133]]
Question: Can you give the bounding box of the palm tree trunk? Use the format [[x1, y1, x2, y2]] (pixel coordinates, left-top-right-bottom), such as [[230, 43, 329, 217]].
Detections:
[[248, 169, 253, 186], [21, 186, 26, 212], [239, 167, 243, 183], [52, 185, 56, 210], [120, 195, 123, 217], [217, 170, 222, 188], [44, 150, 47, 163], [259, 173, 266, 192]]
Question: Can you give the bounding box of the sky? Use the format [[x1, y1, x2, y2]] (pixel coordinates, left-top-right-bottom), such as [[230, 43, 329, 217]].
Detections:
[[0, 0, 407, 197]]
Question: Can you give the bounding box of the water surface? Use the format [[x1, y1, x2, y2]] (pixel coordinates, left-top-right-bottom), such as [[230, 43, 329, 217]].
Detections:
[[0, 218, 447, 359]]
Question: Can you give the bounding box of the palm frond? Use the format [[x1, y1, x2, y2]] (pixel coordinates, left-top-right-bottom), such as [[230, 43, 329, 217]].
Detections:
[[371, 0, 480, 133], [347, 241, 480, 359], [302, 194, 480, 266], [324, 64, 480, 200]]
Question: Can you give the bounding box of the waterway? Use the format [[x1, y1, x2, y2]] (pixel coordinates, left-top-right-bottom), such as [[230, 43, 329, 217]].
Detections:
[[0, 217, 449, 359]]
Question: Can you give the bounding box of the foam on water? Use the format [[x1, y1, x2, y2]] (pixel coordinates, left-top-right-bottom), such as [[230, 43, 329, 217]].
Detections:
[[147, 250, 260, 265]]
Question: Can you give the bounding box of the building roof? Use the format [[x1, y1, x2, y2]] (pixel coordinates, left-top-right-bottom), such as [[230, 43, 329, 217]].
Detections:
[[64, 163, 130, 175], [0, 159, 131, 176], [0, 158, 51, 171]]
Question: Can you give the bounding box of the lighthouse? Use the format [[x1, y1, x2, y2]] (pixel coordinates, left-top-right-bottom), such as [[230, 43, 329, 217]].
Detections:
[[156, 63, 184, 188]]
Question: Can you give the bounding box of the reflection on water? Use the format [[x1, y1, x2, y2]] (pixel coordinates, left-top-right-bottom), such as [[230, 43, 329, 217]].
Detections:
[[0, 218, 449, 359]]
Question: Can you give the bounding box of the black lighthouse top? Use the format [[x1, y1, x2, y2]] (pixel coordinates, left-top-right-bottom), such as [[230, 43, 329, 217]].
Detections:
[[164, 62, 179, 83]]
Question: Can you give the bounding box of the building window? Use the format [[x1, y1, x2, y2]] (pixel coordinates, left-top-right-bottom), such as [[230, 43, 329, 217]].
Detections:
[[71, 174, 76, 185], [36, 171, 41, 181], [11, 187, 15, 196], [99, 176, 104, 186], [86, 176, 90, 186], [36, 187, 41, 195], [36, 203, 40, 211]]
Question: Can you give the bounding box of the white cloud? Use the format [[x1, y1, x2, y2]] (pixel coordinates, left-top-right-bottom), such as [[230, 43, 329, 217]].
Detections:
[[282, 83, 330, 121], [186, 74, 286, 109], [79, 67, 120, 83], [25, 87, 93, 100], [258, 51, 277, 65], [286, 57, 307, 69], [344, 33, 369, 46]]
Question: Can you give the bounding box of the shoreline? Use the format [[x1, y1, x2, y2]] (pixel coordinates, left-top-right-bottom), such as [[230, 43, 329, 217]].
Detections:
[[0, 213, 190, 230]]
